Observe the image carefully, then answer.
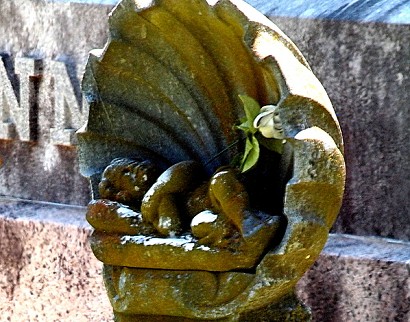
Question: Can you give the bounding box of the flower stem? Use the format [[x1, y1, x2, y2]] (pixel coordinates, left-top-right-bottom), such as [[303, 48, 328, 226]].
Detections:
[[205, 138, 244, 166]]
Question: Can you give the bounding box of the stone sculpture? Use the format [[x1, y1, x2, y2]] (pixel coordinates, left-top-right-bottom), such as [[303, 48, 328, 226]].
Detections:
[[78, 0, 345, 321]]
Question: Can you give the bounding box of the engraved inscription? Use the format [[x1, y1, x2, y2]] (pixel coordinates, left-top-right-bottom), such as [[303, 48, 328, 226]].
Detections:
[[49, 61, 89, 145], [0, 56, 88, 145]]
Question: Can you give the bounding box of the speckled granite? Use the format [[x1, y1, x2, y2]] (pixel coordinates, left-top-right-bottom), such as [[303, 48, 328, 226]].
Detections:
[[0, 199, 112, 322], [297, 235, 410, 322], [1, 200, 409, 321]]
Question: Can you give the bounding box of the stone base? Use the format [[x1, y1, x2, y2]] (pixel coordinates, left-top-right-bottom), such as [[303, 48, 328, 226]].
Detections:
[[1, 199, 409, 321], [113, 293, 311, 322], [0, 198, 113, 322]]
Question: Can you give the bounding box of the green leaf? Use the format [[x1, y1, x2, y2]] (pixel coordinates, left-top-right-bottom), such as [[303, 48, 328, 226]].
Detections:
[[240, 135, 260, 172], [235, 123, 251, 133], [238, 95, 260, 134], [258, 135, 285, 154], [230, 153, 243, 168]]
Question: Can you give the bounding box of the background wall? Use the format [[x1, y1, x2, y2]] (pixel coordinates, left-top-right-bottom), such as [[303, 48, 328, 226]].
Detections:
[[0, 0, 408, 240], [0, 1, 409, 321]]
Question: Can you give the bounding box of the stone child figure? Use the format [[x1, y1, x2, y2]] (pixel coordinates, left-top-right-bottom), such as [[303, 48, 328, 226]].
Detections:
[[89, 158, 252, 248]]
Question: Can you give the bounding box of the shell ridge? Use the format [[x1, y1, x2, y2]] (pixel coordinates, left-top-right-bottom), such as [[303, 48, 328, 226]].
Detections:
[[105, 41, 223, 158], [160, 0, 259, 117], [78, 132, 171, 177], [108, 5, 232, 159], [124, 107, 203, 161], [93, 75, 213, 162], [227, 0, 310, 69], [260, 56, 291, 104], [96, 58, 214, 157], [96, 100, 203, 162], [138, 5, 238, 124], [120, 6, 232, 160], [86, 61, 117, 133], [213, 0, 250, 38], [256, 56, 343, 149], [208, 9, 284, 107]]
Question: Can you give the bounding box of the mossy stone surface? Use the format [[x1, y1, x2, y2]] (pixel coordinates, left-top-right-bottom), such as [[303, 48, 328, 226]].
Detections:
[[79, 0, 345, 320], [112, 292, 311, 321]]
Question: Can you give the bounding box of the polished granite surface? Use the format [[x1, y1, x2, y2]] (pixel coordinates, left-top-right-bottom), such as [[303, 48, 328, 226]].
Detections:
[[250, 0, 410, 24], [50, 0, 410, 24]]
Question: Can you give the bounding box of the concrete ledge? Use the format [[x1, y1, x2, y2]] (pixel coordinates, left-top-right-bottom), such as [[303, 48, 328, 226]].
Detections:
[[1, 199, 409, 321]]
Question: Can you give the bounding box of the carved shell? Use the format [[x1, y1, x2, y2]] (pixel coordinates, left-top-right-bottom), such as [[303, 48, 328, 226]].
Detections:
[[78, 0, 342, 178], [78, 0, 345, 318]]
